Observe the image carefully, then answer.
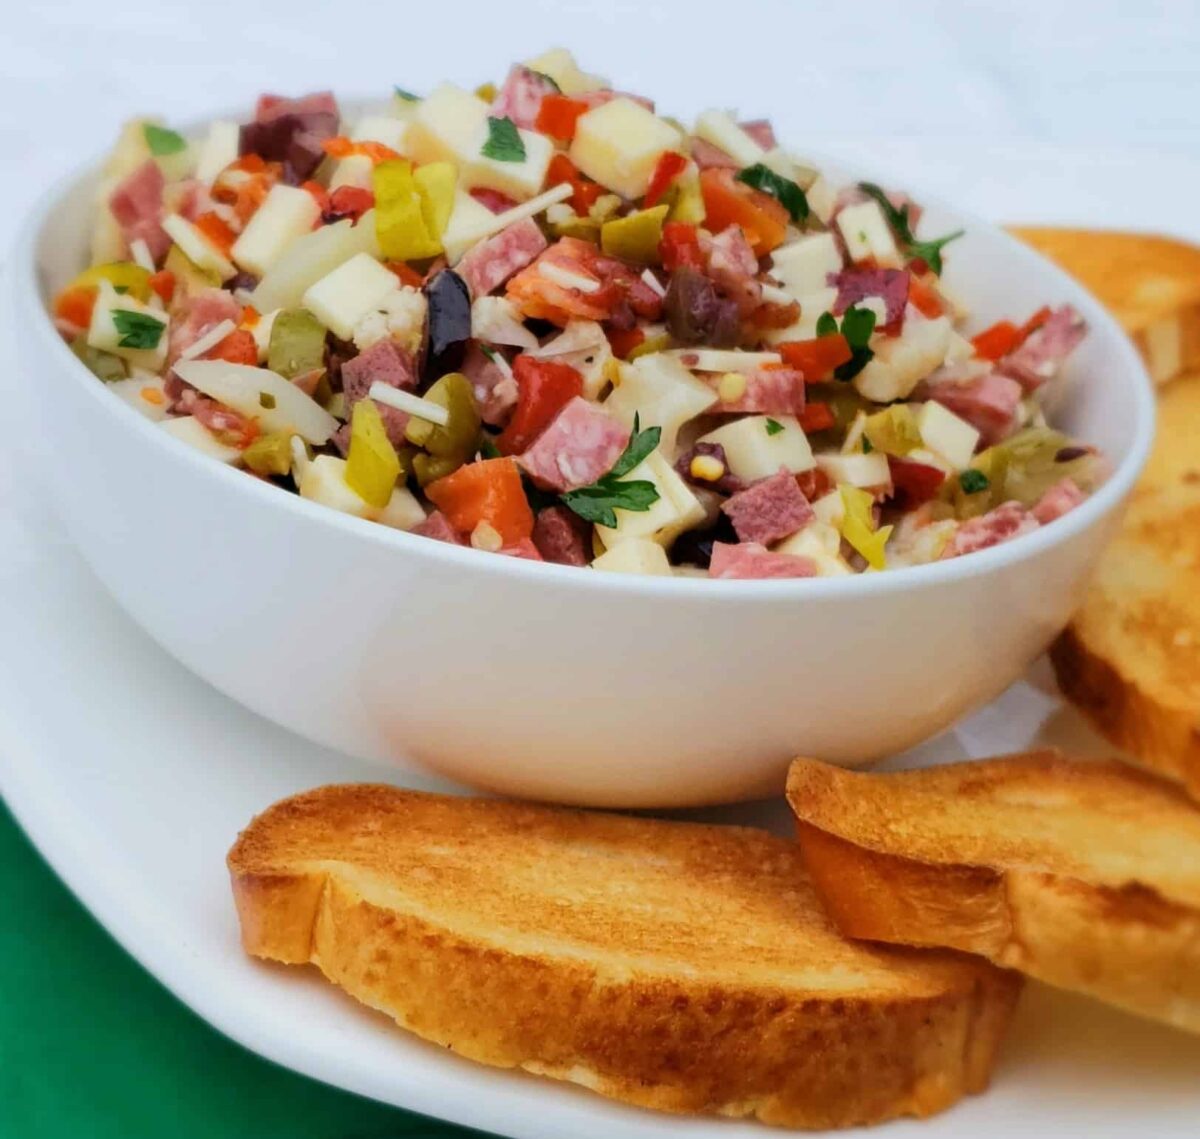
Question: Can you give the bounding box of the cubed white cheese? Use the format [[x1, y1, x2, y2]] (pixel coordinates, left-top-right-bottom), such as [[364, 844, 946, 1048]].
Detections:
[[805, 176, 837, 225], [160, 416, 241, 464], [351, 115, 409, 152], [301, 252, 397, 340], [836, 200, 901, 266], [592, 537, 673, 576], [442, 183, 572, 264], [570, 98, 683, 199], [692, 110, 765, 168], [299, 455, 373, 518], [916, 400, 981, 469], [109, 376, 170, 421], [249, 309, 279, 361], [944, 329, 975, 365], [251, 213, 381, 311], [231, 185, 321, 277], [524, 48, 608, 95], [161, 213, 237, 280], [763, 287, 839, 344], [327, 154, 375, 192], [814, 451, 892, 488], [775, 523, 853, 576], [471, 127, 555, 201], [377, 486, 427, 531], [595, 451, 705, 548], [407, 83, 489, 166], [603, 354, 718, 457], [854, 314, 953, 402], [698, 415, 815, 483], [87, 282, 170, 370], [770, 233, 843, 299], [194, 120, 240, 186], [811, 490, 846, 528], [90, 179, 127, 265]]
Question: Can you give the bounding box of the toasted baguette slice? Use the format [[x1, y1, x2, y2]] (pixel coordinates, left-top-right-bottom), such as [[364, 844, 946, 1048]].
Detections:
[[229, 785, 1020, 1129], [1050, 373, 1200, 799], [1011, 227, 1200, 384], [787, 754, 1200, 1034]]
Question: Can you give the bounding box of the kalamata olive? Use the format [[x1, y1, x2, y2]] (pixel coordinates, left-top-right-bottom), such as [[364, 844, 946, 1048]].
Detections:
[[670, 514, 738, 569], [239, 113, 336, 183], [673, 442, 743, 495], [664, 268, 741, 347], [421, 269, 472, 383]]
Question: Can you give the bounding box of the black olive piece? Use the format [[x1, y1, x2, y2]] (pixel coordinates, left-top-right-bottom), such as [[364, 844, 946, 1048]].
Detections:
[[421, 269, 472, 384]]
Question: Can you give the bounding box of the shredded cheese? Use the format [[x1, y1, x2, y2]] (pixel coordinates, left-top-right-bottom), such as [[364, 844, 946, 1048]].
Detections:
[[368, 381, 451, 426], [538, 261, 601, 294], [448, 182, 574, 265], [129, 238, 156, 272], [759, 282, 794, 306], [640, 268, 666, 298], [178, 319, 237, 361]]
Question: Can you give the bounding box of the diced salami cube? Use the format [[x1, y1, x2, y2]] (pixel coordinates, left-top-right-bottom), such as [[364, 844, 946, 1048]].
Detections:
[[462, 343, 518, 426], [532, 505, 592, 566], [457, 218, 548, 299], [926, 370, 1023, 445], [412, 511, 465, 545], [721, 470, 814, 545], [1032, 477, 1086, 525], [739, 119, 777, 149], [710, 366, 806, 415], [340, 339, 416, 447], [500, 538, 544, 561], [998, 305, 1087, 391], [689, 138, 739, 170], [943, 501, 1039, 558], [832, 267, 910, 328], [490, 66, 559, 129], [109, 160, 169, 261], [709, 542, 817, 579], [703, 225, 762, 313], [517, 397, 629, 492]]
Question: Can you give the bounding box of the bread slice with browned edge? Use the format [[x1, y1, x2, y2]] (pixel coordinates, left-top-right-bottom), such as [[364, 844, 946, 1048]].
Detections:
[[229, 785, 1021, 1129], [787, 754, 1200, 1035], [1011, 228, 1200, 384], [1050, 373, 1200, 800]]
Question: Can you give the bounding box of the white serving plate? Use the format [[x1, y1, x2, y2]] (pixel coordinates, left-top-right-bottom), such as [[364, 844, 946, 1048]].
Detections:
[[3, 137, 1200, 1134]]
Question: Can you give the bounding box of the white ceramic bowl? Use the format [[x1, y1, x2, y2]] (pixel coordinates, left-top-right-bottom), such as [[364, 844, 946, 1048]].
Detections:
[[10, 149, 1154, 808]]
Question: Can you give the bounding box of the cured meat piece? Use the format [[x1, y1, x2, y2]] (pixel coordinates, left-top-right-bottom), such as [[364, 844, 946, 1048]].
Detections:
[[709, 542, 817, 579], [517, 396, 629, 492], [721, 471, 814, 545]]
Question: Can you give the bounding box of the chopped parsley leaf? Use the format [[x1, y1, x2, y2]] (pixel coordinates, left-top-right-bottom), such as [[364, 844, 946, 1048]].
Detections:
[[861, 436, 874, 453], [735, 163, 809, 223], [856, 181, 964, 275], [143, 123, 186, 157], [561, 414, 663, 527], [815, 312, 838, 338], [959, 469, 990, 494], [765, 418, 784, 436], [111, 309, 166, 350], [478, 433, 502, 460], [481, 116, 526, 163], [393, 86, 420, 102]]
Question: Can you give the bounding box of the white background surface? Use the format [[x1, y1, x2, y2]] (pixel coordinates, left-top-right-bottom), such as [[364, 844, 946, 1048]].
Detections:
[[2, 0, 1199, 255]]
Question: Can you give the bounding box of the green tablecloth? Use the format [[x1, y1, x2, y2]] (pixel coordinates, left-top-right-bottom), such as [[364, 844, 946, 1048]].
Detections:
[[0, 801, 477, 1138]]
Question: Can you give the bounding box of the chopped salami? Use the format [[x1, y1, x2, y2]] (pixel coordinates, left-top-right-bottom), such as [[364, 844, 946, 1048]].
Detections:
[[164, 288, 242, 405], [689, 138, 739, 170], [469, 187, 518, 214], [709, 542, 817, 580], [491, 66, 559, 129], [412, 511, 465, 545], [943, 502, 1039, 559], [340, 339, 417, 448], [109, 160, 169, 261], [832, 267, 910, 328], [739, 119, 777, 149], [925, 369, 1023, 445], [462, 343, 518, 426], [456, 218, 548, 299], [703, 225, 762, 314], [1032, 477, 1085, 524], [709, 366, 806, 415], [500, 538, 544, 561], [516, 396, 629, 492], [721, 471, 814, 545], [532, 505, 592, 566], [997, 305, 1086, 391]]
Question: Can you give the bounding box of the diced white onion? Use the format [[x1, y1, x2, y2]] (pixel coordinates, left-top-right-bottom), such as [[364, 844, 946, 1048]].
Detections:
[[368, 381, 450, 426]]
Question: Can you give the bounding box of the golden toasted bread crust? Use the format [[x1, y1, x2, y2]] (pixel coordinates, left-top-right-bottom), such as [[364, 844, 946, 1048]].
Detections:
[[1011, 228, 1200, 384], [229, 784, 1021, 1128], [788, 757, 1200, 1034]]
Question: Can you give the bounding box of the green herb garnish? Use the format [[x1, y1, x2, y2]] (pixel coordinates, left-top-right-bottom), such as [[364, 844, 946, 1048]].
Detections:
[[478, 433, 502, 460], [561, 414, 662, 527], [815, 311, 838, 338], [259, 392, 277, 410], [836, 305, 877, 381], [735, 163, 809, 223], [111, 309, 166, 350], [861, 435, 874, 453], [481, 116, 526, 163], [857, 182, 964, 275], [959, 469, 990, 494], [765, 418, 784, 436], [143, 123, 186, 157], [394, 86, 420, 102]]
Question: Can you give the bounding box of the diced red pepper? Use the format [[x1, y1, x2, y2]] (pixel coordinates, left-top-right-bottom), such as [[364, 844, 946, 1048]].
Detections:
[[195, 211, 237, 257], [796, 466, 834, 501], [425, 458, 534, 546], [971, 320, 1022, 362], [908, 273, 945, 319], [699, 167, 788, 255], [321, 137, 401, 163], [205, 328, 258, 366], [545, 153, 603, 215], [798, 401, 836, 433], [386, 261, 424, 288], [778, 335, 853, 381], [54, 285, 96, 331], [324, 184, 375, 223], [658, 221, 704, 272], [644, 151, 688, 208], [148, 270, 176, 304], [498, 355, 585, 455], [1021, 305, 1052, 338], [605, 325, 645, 360], [535, 94, 589, 142], [887, 456, 947, 508]]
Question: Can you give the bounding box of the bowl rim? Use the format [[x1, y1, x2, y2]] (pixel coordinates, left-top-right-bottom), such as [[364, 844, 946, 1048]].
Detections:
[[12, 128, 1156, 603]]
